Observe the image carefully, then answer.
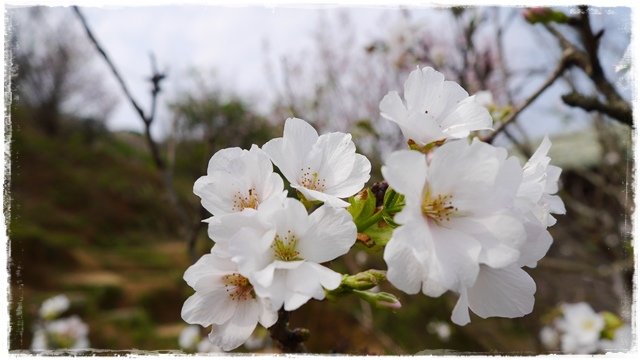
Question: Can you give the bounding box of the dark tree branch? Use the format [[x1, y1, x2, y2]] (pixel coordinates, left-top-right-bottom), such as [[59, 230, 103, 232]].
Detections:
[[269, 309, 309, 353], [73, 6, 166, 169], [542, 7, 632, 126], [562, 92, 632, 125], [73, 6, 198, 254]]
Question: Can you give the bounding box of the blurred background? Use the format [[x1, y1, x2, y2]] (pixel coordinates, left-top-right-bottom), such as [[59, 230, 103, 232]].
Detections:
[[6, 4, 633, 354]]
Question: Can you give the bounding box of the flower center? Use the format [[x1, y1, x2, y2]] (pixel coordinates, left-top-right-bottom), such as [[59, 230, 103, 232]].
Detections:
[[581, 319, 596, 331], [222, 273, 255, 301], [232, 187, 259, 211], [422, 190, 457, 224], [299, 167, 326, 191], [272, 230, 302, 262]]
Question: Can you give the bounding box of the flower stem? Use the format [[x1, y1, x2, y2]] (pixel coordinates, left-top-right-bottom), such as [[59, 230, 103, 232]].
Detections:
[[268, 309, 309, 353]]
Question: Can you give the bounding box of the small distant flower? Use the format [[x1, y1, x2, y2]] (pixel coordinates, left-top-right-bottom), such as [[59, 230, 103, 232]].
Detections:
[[32, 315, 90, 351], [39, 295, 70, 320], [262, 118, 371, 207], [555, 302, 605, 354], [210, 198, 356, 311], [540, 325, 560, 349], [181, 254, 278, 351], [382, 140, 527, 325], [379, 67, 493, 146], [194, 145, 287, 218], [197, 338, 223, 353], [427, 321, 452, 342], [179, 325, 201, 352]]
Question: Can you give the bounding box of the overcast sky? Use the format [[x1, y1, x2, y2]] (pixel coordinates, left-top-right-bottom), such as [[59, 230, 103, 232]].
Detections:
[[8, 5, 631, 140]]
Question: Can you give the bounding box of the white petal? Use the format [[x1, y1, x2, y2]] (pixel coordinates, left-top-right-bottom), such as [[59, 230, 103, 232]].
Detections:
[[404, 66, 444, 111], [324, 154, 371, 198], [258, 300, 278, 328], [310, 132, 356, 187], [452, 212, 525, 269], [184, 254, 236, 289], [382, 150, 427, 201], [181, 290, 237, 327], [294, 185, 350, 207], [467, 265, 536, 319], [298, 206, 356, 263], [451, 289, 471, 326], [518, 222, 553, 268], [208, 300, 260, 351], [283, 292, 312, 311], [262, 137, 297, 184], [282, 117, 319, 158], [383, 224, 428, 295], [440, 96, 493, 137], [379, 91, 408, 124], [429, 226, 481, 290]]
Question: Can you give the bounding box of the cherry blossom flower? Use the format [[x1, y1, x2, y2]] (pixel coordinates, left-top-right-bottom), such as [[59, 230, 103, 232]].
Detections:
[[379, 67, 493, 146], [558, 304, 605, 353], [32, 315, 90, 351], [194, 145, 286, 218], [181, 253, 277, 351], [262, 118, 371, 207], [210, 198, 356, 311], [382, 140, 529, 325], [555, 302, 606, 354]]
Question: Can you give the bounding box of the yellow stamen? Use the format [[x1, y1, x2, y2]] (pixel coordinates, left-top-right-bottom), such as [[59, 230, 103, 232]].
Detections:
[[222, 273, 255, 301], [422, 189, 457, 224]]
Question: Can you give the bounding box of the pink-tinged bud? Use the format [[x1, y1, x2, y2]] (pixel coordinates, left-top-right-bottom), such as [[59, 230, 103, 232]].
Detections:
[[377, 295, 402, 310], [354, 290, 402, 310]]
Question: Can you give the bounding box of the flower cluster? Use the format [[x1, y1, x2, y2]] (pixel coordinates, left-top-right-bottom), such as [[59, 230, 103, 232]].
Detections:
[[31, 294, 90, 352], [183, 118, 370, 351], [539, 302, 631, 354], [182, 65, 566, 351], [380, 66, 565, 325]]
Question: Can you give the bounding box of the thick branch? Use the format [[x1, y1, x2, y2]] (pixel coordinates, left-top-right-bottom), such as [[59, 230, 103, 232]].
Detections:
[[269, 310, 309, 353], [543, 8, 632, 126], [562, 92, 632, 126]]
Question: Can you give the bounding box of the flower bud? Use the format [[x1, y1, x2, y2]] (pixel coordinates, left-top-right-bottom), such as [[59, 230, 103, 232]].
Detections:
[[354, 290, 402, 310], [343, 270, 387, 291]]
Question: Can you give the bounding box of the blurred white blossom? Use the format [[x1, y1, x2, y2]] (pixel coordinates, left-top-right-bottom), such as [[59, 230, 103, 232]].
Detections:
[[32, 315, 89, 351]]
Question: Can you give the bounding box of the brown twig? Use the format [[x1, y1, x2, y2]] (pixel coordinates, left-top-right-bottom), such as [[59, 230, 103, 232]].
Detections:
[[482, 55, 570, 143], [73, 6, 197, 255]]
